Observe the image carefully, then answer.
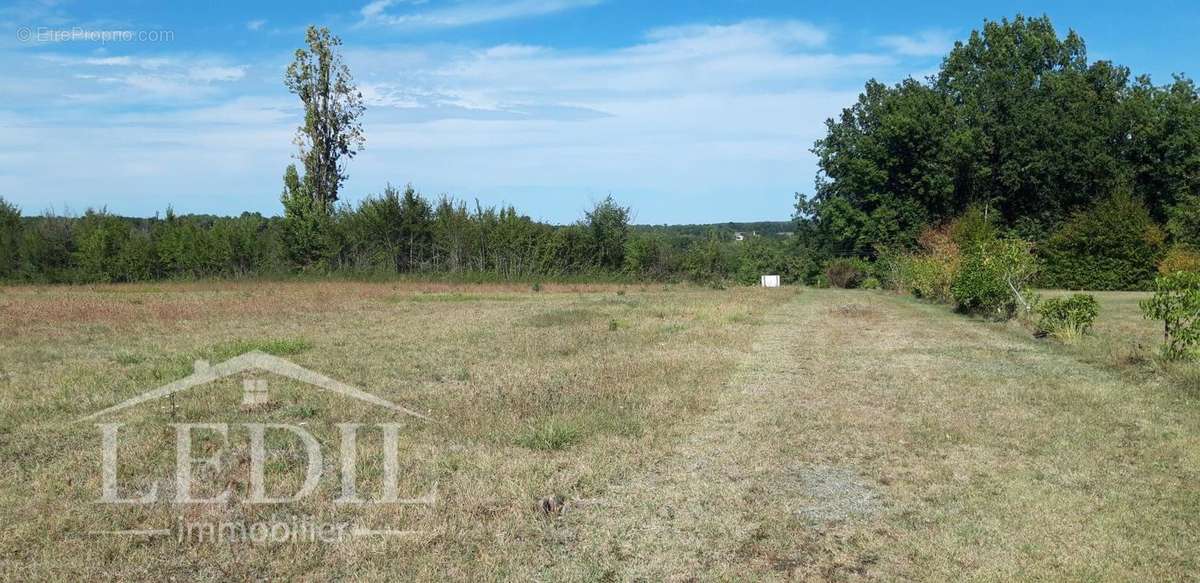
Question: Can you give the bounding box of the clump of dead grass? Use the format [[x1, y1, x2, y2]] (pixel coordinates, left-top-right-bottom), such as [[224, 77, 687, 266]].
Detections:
[[829, 303, 879, 319]]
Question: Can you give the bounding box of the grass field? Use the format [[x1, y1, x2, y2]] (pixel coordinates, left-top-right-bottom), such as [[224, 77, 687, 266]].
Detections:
[[2, 282, 1198, 580]]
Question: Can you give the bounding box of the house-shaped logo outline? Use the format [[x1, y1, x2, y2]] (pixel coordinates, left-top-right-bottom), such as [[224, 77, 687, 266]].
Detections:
[[77, 351, 432, 423]]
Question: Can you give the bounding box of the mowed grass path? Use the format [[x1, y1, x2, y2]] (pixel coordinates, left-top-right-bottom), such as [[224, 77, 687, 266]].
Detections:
[[1, 283, 1197, 580], [556, 289, 1200, 580]]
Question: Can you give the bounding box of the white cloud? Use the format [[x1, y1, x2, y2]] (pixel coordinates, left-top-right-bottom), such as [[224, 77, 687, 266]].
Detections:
[[361, 0, 394, 19], [359, 0, 599, 29], [328, 19, 897, 221], [0, 18, 933, 223], [879, 30, 955, 57], [246, 19, 267, 31]]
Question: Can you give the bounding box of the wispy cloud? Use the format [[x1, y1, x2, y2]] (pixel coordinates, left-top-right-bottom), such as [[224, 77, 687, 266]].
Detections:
[[30, 53, 250, 101], [246, 19, 267, 31], [358, 0, 600, 29], [878, 30, 955, 57], [0, 16, 929, 222]]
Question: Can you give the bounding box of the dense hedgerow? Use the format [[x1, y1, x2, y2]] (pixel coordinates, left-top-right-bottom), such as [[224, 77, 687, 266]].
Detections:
[[1041, 192, 1165, 290]]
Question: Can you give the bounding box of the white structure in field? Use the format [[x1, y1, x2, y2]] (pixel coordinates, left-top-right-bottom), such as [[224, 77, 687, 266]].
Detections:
[[760, 275, 781, 288]]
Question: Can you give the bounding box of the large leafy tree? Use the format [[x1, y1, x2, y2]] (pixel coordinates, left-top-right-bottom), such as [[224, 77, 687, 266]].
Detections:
[[281, 26, 364, 269], [584, 196, 631, 270], [285, 25, 365, 211], [810, 78, 956, 256], [808, 14, 1198, 258], [1126, 75, 1200, 223]]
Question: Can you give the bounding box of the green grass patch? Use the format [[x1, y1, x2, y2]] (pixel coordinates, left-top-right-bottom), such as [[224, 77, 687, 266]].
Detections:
[[525, 308, 598, 328], [515, 419, 583, 451], [209, 337, 314, 360]]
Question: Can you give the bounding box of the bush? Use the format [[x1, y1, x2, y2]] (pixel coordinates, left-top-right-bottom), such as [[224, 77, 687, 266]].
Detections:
[[902, 254, 957, 302], [1159, 245, 1200, 275], [823, 258, 864, 288], [860, 277, 880, 289], [951, 238, 1039, 319], [1141, 271, 1200, 360], [1037, 294, 1099, 341], [1042, 192, 1165, 290], [894, 224, 960, 302]]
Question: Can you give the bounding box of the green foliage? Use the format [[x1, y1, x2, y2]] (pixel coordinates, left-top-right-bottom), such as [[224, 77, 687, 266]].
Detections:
[[807, 14, 1200, 260], [682, 234, 733, 284], [1141, 272, 1200, 360], [951, 238, 1039, 319], [734, 237, 796, 285], [0, 197, 21, 278], [18, 212, 73, 282], [1037, 294, 1099, 341], [623, 233, 677, 279], [1041, 192, 1165, 290], [73, 210, 134, 283], [585, 196, 630, 270], [1167, 195, 1200, 248], [893, 225, 960, 302], [823, 258, 866, 288], [950, 205, 999, 250], [280, 164, 336, 270], [860, 277, 880, 290], [284, 26, 364, 209]]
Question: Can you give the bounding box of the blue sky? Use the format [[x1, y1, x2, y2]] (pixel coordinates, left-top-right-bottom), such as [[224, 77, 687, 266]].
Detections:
[[1, 1, 1197, 224]]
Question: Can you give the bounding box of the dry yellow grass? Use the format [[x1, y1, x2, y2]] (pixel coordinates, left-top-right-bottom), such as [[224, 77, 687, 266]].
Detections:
[[2, 283, 1198, 581], [0, 281, 791, 580]]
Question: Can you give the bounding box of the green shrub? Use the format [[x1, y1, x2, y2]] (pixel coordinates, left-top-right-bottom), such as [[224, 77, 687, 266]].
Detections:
[[951, 238, 1039, 319], [1140, 271, 1200, 360], [903, 254, 957, 302], [950, 204, 999, 250], [894, 224, 960, 302], [823, 258, 864, 288], [1037, 294, 1099, 341], [1042, 192, 1165, 290], [860, 277, 880, 290]]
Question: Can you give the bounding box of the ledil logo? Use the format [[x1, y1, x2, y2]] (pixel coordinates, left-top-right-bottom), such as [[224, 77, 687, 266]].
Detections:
[[78, 351, 436, 543]]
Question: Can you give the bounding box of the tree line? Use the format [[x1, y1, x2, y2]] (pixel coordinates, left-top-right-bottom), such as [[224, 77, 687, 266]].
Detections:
[[0, 190, 804, 284], [799, 14, 1200, 290]]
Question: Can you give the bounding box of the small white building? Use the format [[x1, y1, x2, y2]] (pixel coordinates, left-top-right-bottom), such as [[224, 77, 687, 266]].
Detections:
[[760, 275, 781, 288]]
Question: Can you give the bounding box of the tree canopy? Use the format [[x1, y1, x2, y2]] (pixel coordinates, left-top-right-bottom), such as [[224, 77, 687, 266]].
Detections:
[[804, 14, 1200, 258]]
